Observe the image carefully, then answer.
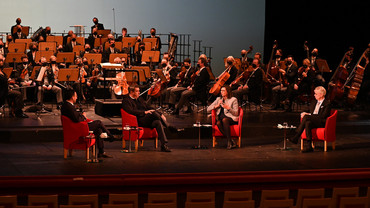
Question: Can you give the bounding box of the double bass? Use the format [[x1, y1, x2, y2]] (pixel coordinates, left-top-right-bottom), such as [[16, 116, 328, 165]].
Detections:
[[327, 47, 353, 102], [345, 44, 370, 104]]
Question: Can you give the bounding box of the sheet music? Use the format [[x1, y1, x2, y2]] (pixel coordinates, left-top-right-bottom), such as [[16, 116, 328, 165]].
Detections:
[[36, 66, 46, 82]]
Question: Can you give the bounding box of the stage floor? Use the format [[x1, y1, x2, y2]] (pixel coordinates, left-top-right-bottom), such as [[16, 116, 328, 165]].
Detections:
[[0, 103, 370, 176]]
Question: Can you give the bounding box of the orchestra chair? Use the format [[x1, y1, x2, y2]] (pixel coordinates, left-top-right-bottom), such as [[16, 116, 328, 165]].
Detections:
[[224, 190, 253, 202], [66, 37, 85, 46], [184, 202, 215, 208], [108, 193, 138, 208], [295, 188, 325, 208], [261, 199, 294, 208], [68, 195, 98, 208], [61, 116, 96, 162], [46, 36, 63, 47], [0, 195, 17, 208], [223, 200, 255, 208], [302, 198, 332, 208], [120, 109, 158, 152], [300, 109, 338, 152], [60, 205, 91, 208], [28, 195, 58, 208], [15, 39, 32, 49], [339, 197, 368, 208], [211, 107, 244, 148], [102, 205, 133, 208], [39, 42, 56, 52], [148, 193, 177, 204], [186, 192, 215, 203], [143, 203, 176, 208], [331, 187, 359, 208], [259, 190, 290, 208]]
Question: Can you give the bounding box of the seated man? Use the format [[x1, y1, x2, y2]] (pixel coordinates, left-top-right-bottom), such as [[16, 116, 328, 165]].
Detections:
[[121, 85, 173, 152], [288, 86, 331, 152], [61, 88, 113, 158]]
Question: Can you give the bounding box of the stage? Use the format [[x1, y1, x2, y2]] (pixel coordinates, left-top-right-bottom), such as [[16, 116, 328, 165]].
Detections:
[[1, 103, 370, 177]]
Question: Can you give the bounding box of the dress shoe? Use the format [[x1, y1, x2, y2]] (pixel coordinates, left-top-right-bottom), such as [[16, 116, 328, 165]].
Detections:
[[16, 112, 29, 118], [161, 144, 171, 152], [288, 134, 299, 144], [301, 144, 314, 153], [98, 152, 113, 158]]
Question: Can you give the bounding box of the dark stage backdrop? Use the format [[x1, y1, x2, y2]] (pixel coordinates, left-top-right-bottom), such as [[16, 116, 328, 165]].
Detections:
[[264, 0, 369, 72]]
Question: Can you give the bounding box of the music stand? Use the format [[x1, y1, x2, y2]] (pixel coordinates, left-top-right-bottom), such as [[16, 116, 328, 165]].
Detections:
[[39, 42, 56, 52], [12, 26, 30, 36], [316, 59, 331, 73], [143, 38, 157, 49], [97, 29, 111, 38], [57, 52, 75, 64], [73, 45, 85, 55], [132, 66, 151, 79], [35, 51, 54, 63], [125, 69, 146, 83], [94, 38, 108, 47], [109, 53, 128, 63], [15, 39, 32, 49], [134, 42, 152, 52], [142, 51, 160, 63], [122, 37, 136, 48], [2, 68, 13, 79], [8, 43, 26, 53], [84, 53, 102, 65], [46, 36, 64, 46], [58, 68, 79, 83], [5, 53, 24, 63]]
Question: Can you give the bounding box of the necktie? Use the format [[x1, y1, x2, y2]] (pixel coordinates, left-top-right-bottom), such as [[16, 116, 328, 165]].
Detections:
[[313, 101, 321, 114]]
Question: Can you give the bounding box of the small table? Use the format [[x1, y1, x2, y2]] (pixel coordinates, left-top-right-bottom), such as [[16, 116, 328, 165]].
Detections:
[[121, 125, 139, 153], [276, 123, 296, 151], [87, 131, 99, 163], [192, 123, 212, 149]]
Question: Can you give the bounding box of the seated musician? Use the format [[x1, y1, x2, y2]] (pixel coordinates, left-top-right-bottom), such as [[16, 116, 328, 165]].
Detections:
[[223, 56, 238, 86], [103, 39, 120, 63], [10, 18, 22, 35], [91, 17, 104, 33], [61, 88, 113, 158], [166, 58, 195, 112], [17, 55, 35, 101], [65, 34, 81, 52], [134, 42, 146, 65], [296, 59, 316, 101], [80, 44, 97, 58], [121, 85, 174, 152], [207, 85, 239, 150], [40, 26, 52, 40], [310, 48, 325, 87], [0, 54, 28, 118], [73, 58, 88, 103], [0, 40, 8, 57], [116, 27, 130, 42], [27, 42, 38, 66], [63, 30, 74, 46], [254, 52, 266, 72], [160, 58, 178, 87], [172, 57, 210, 115], [240, 50, 252, 75], [146, 28, 161, 51], [12, 25, 27, 41], [232, 58, 263, 105], [36, 57, 63, 108], [288, 86, 331, 153]]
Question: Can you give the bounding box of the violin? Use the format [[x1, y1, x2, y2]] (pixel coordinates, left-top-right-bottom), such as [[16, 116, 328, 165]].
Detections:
[[230, 65, 254, 88], [177, 65, 188, 86], [113, 72, 129, 96]]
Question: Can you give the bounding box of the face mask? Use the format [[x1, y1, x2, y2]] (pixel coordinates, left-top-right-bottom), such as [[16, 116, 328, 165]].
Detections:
[[303, 65, 308, 68], [252, 64, 257, 68], [197, 64, 200, 67], [286, 61, 292, 65], [0, 45, 3, 49], [42, 62, 47, 67], [32, 48, 37, 51], [83, 61, 88, 65], [94, 21, 98, 25], [72, 38, 76, 42], [241, 54, 246, 57], [51, 61, 56, 65], [162, 63, 167, 67], [93, 32, 97, 35], [227, 61, 233, 65], [85, 48, 90, 51], [46, 31, 50, 35], [23, 62, 28, 65], [312, 52, 318, 56], [275, 55, 281, 59], [7, 39, 12, 42], [111, 44, 115, 48], [151, 32, 155, 36], [17, 29, 22, 33], [58, 49, 63, 52], [78, 63, 83, 67]]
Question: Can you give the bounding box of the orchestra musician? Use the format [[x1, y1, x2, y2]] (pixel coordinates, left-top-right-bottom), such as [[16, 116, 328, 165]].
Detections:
[[121, 85, 174, 152], [224, 56, 238, 86], [288, 86, 331, 153], [17, 55, 35, 101], [27, 42, 38, 66], [12, 25, 27, 41], [73, 58, 88, 102], [232, 58, 263, 105], [0, 54, 28, 118], [172, 57, 210, 115], [146, 28, 161, 51], [116, 27, 130, 42], [61, 88, 113, 158], [91, 17, 104, 33], [63, 30, 74, 46], [36, 57, 63, 108], [0, 40, 8, 58], [309, 48, 325, 87], [102, 39, 120, 63], [65, 34, 81, 52], [40, 26, 52, 41], [296, 59, 316, 103], [10, 18, 22, 35], [134, 42, 146, 65], [207, 85, 239, 150], [165, 58, 195, 112]]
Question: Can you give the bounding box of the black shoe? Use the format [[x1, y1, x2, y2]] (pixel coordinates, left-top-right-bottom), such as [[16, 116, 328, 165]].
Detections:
[[98, 152, 113, 158], [288, 134, 299, 144], [161, 144, 171, 152], [301, 144, 314, 153], [227, 140, 237, 150], [16, 112, 29, 118]]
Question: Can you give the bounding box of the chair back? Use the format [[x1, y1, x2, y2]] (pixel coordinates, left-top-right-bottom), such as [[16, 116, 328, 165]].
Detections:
[[68, 195, 98, 208], [186, 192, 215, 203], [121, 109, 142, 141], [108, 193, 138, 208], [28, 195, 58, 208], [339, 197, 368, 208], [324, 110, 337, 142], [148, 193, 177, 204], [223, 200, 255, 208], [224, 190, 252, 202], [296, 189, 325, 208], [302, 198, 332, 208], [61, 116, 90, 149], [0, 195, 17, 208]]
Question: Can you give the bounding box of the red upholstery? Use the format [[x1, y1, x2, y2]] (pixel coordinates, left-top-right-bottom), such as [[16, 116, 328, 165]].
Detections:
[[61, 116, 96, 160], [300, 109, 337, 151], [120, 109, 158, 150], [211, 107, 244, 147]]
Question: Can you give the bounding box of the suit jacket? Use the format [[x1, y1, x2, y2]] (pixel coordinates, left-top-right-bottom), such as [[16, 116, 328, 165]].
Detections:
[[65, 42, 81, 52], [102, 47, 120, 62], [91, 23, 104, 33], [245, 67, 263, 90], [180, 66, 195, 88], [61, 101, 86, 123], [121, 94, 153, 118], [12, 32, 27, 40], [225, 65, 238, 86], [145, 35, 161, 50], [308, 99, 331, 125], [285, 64, 298, 85], [207, 97, 239, 121]]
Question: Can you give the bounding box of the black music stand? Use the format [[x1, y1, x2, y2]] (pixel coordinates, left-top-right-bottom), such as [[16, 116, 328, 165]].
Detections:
[[316, 59, 331, 73]]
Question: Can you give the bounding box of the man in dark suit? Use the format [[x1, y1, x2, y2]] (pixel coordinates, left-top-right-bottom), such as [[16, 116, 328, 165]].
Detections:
[[12, 25, 27, 41], [121, 85, 172, 152], [172, 57, 210, 115], [289, 86, 331, 152], [91, 17, 104, 33], [102, 39, 120, 62], [61, 88, 113, 158], [64, 34, 81, 52], [146, 28, 161, 51], [232, 58, 263, 105]]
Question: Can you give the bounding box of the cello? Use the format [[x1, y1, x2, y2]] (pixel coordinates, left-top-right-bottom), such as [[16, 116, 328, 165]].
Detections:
[[209, 65, 231, 96], [327, 47, 353, 102], [345, 44, 370, 104]]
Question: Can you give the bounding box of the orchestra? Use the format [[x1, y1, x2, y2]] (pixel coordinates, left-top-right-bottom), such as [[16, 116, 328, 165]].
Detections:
[[1, 16, 369, 154]]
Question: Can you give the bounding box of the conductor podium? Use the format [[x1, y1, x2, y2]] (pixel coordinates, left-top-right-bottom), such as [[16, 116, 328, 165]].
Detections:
[[95, 99, 122, 117]]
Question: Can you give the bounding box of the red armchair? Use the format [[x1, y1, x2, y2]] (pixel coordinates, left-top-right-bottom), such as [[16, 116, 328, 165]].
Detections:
[[61, 116, 96, 162], [212, 107, 244, 148], [301, 109, 338, 152], [120, 109, 158, 152]]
